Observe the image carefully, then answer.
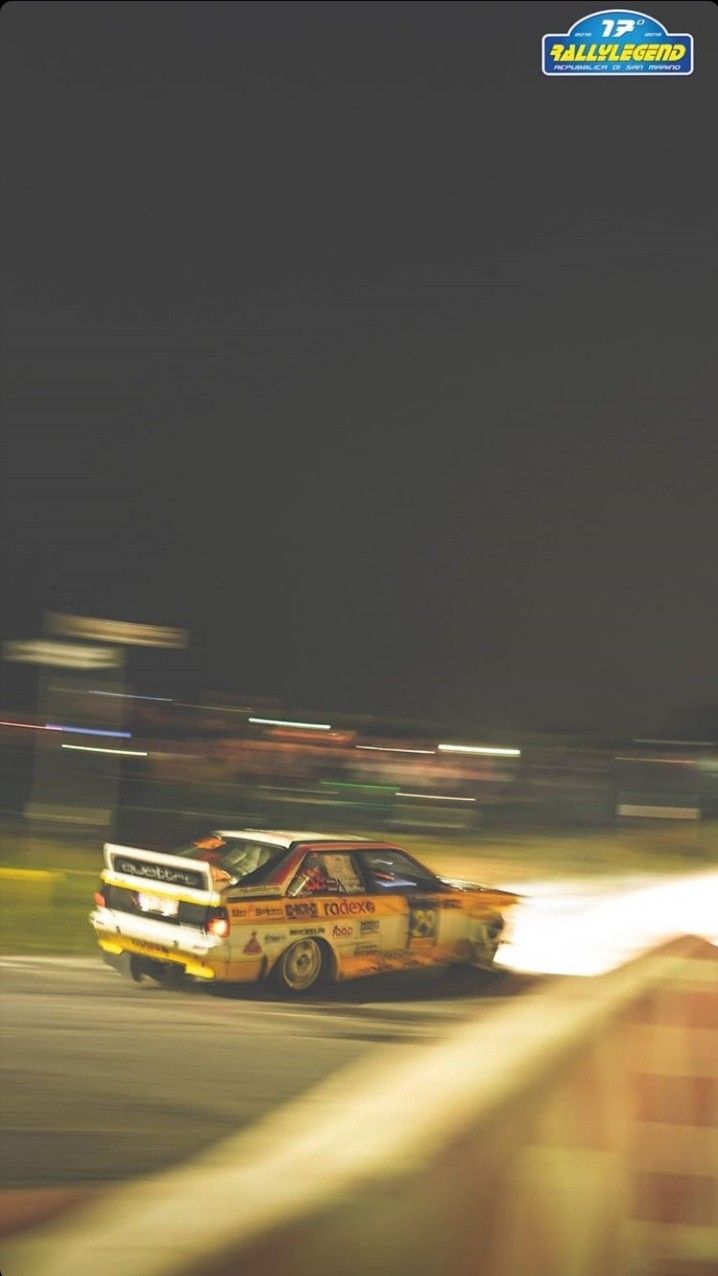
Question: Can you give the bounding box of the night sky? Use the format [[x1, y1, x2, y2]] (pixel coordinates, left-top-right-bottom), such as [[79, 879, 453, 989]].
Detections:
[[2, 2, 717, 733]]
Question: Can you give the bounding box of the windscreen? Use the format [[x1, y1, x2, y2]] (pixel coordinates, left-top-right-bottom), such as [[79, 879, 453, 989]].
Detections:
[[175, 835, 286, 887]]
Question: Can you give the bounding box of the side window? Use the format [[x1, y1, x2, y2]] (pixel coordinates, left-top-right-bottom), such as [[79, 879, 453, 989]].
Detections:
[[363, 850, 438, 892], [288, 852, 365, 897], [321, 853, 365, 894]]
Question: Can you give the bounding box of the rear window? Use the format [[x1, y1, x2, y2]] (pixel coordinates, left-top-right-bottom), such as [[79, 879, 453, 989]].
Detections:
[[176, 836, 286, 887]]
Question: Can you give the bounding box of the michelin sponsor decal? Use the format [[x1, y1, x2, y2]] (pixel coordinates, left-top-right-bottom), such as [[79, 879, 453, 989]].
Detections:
[[543, 9, 693, 76]]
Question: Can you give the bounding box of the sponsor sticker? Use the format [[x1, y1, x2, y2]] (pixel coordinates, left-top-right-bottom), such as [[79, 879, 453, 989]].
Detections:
[[323, 899, 375, 918], [242, 932, 262, 955], [285, 902, 318, 920], [332, 924, 353, 939], [263, 933, 285, 944], [130, 939, 171, 955], [360, 919, 380, 935], [289, 927, 324, 937]]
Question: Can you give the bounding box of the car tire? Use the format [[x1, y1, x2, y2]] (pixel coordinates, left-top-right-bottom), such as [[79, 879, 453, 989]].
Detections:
[[149, 962, 185, 989], [129, 954, 151, 983], [274, 938, 326, 995]]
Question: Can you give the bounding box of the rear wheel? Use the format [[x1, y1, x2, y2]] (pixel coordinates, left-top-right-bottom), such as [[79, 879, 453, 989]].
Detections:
[[274, 938, 326, 994], [129, 954, 150, 983], [150, 963, 185, 988], [128, 956, 184, 987]]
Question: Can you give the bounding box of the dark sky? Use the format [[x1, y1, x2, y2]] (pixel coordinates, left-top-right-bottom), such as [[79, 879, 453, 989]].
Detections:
[[2, 1, 717, 733]]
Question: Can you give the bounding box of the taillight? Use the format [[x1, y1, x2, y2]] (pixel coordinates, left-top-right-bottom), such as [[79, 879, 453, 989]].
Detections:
[[94, 885, 107, 908], [207, 907, 229, 939]]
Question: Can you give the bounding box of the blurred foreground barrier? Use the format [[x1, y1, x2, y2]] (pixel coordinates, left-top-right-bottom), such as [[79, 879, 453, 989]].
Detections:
[[2, 935, 716, 1276]]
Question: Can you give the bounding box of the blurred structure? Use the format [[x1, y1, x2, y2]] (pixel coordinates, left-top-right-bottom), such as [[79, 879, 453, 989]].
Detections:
[[2, 675, 717, 848], [2, 615, 186, 837]]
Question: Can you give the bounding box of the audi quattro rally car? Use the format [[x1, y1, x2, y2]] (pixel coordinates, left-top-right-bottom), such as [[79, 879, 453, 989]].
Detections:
[[91, 831, 519, 994]]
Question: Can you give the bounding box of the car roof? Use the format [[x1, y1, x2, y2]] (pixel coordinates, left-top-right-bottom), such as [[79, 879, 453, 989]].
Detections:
[[214, 829, 376, 850]]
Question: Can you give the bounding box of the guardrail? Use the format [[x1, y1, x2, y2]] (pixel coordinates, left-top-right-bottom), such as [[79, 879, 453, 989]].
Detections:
[[0, 867, 61, 906], [2, 934, 716, 1276]]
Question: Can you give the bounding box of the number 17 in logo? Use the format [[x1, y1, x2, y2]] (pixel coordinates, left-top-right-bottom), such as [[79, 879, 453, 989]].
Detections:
[[600, 17, 643, 37]]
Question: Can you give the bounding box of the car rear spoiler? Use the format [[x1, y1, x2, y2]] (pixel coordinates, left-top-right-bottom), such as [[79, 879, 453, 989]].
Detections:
[[103, 843, 216, 896]]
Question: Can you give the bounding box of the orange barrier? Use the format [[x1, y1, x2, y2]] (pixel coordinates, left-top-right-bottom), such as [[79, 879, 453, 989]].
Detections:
[[2, 935, 716, 1276], [0, 1187, 109, 1240]]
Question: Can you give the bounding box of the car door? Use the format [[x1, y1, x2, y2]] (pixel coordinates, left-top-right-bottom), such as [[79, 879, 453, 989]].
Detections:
[[286, 850, 407, 971], [359, 848, 461, 966]]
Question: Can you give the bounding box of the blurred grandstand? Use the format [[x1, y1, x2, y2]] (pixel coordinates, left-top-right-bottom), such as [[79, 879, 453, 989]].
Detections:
[[2, 688, 716, 847]]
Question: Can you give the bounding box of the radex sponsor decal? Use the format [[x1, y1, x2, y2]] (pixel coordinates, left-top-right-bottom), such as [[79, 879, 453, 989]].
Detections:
[[360, 919, 380, 935], [113, 856, 205, 890], [332, 924, 353, 939], [323, 899, 375, 918]]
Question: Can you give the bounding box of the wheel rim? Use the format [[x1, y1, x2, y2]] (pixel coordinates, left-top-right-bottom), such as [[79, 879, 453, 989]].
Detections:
[[282, 939, 322, 990]]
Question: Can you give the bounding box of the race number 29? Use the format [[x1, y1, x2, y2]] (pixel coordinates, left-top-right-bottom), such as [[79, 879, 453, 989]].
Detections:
[[409, 905, 437, 940]]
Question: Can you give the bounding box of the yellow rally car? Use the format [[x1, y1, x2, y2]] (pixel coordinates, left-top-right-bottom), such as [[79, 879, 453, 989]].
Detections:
[[91, 830, 519, 994]]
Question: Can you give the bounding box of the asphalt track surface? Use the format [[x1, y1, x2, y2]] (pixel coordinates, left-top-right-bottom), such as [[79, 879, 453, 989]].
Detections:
[[0, 956, 541, 1189]]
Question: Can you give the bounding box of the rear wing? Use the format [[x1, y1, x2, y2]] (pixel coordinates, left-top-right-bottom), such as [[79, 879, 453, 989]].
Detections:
[[103, 843, 217, 898]]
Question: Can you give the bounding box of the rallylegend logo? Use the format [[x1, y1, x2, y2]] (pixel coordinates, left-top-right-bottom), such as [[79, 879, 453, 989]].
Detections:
[[542, 9, 693, 76]]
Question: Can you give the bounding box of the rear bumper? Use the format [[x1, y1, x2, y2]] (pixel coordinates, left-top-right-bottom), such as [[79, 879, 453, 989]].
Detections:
[[90, 908, 227, 980]]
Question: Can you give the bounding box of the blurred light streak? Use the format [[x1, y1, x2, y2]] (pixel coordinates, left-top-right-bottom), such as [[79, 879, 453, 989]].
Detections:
[[249, 717, 331, 730], [177, 704, 254, 713], [634, 738, 712, 747], [88, 691, 174, 702], [615, 755, 696, 765], [356, 745, 435, 755], [0, 721, 62, 732], [395, 791, 476, 802], [45, 724, 132, 739], [438, 743, 521, 757], [61, 744, 148, 757]]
